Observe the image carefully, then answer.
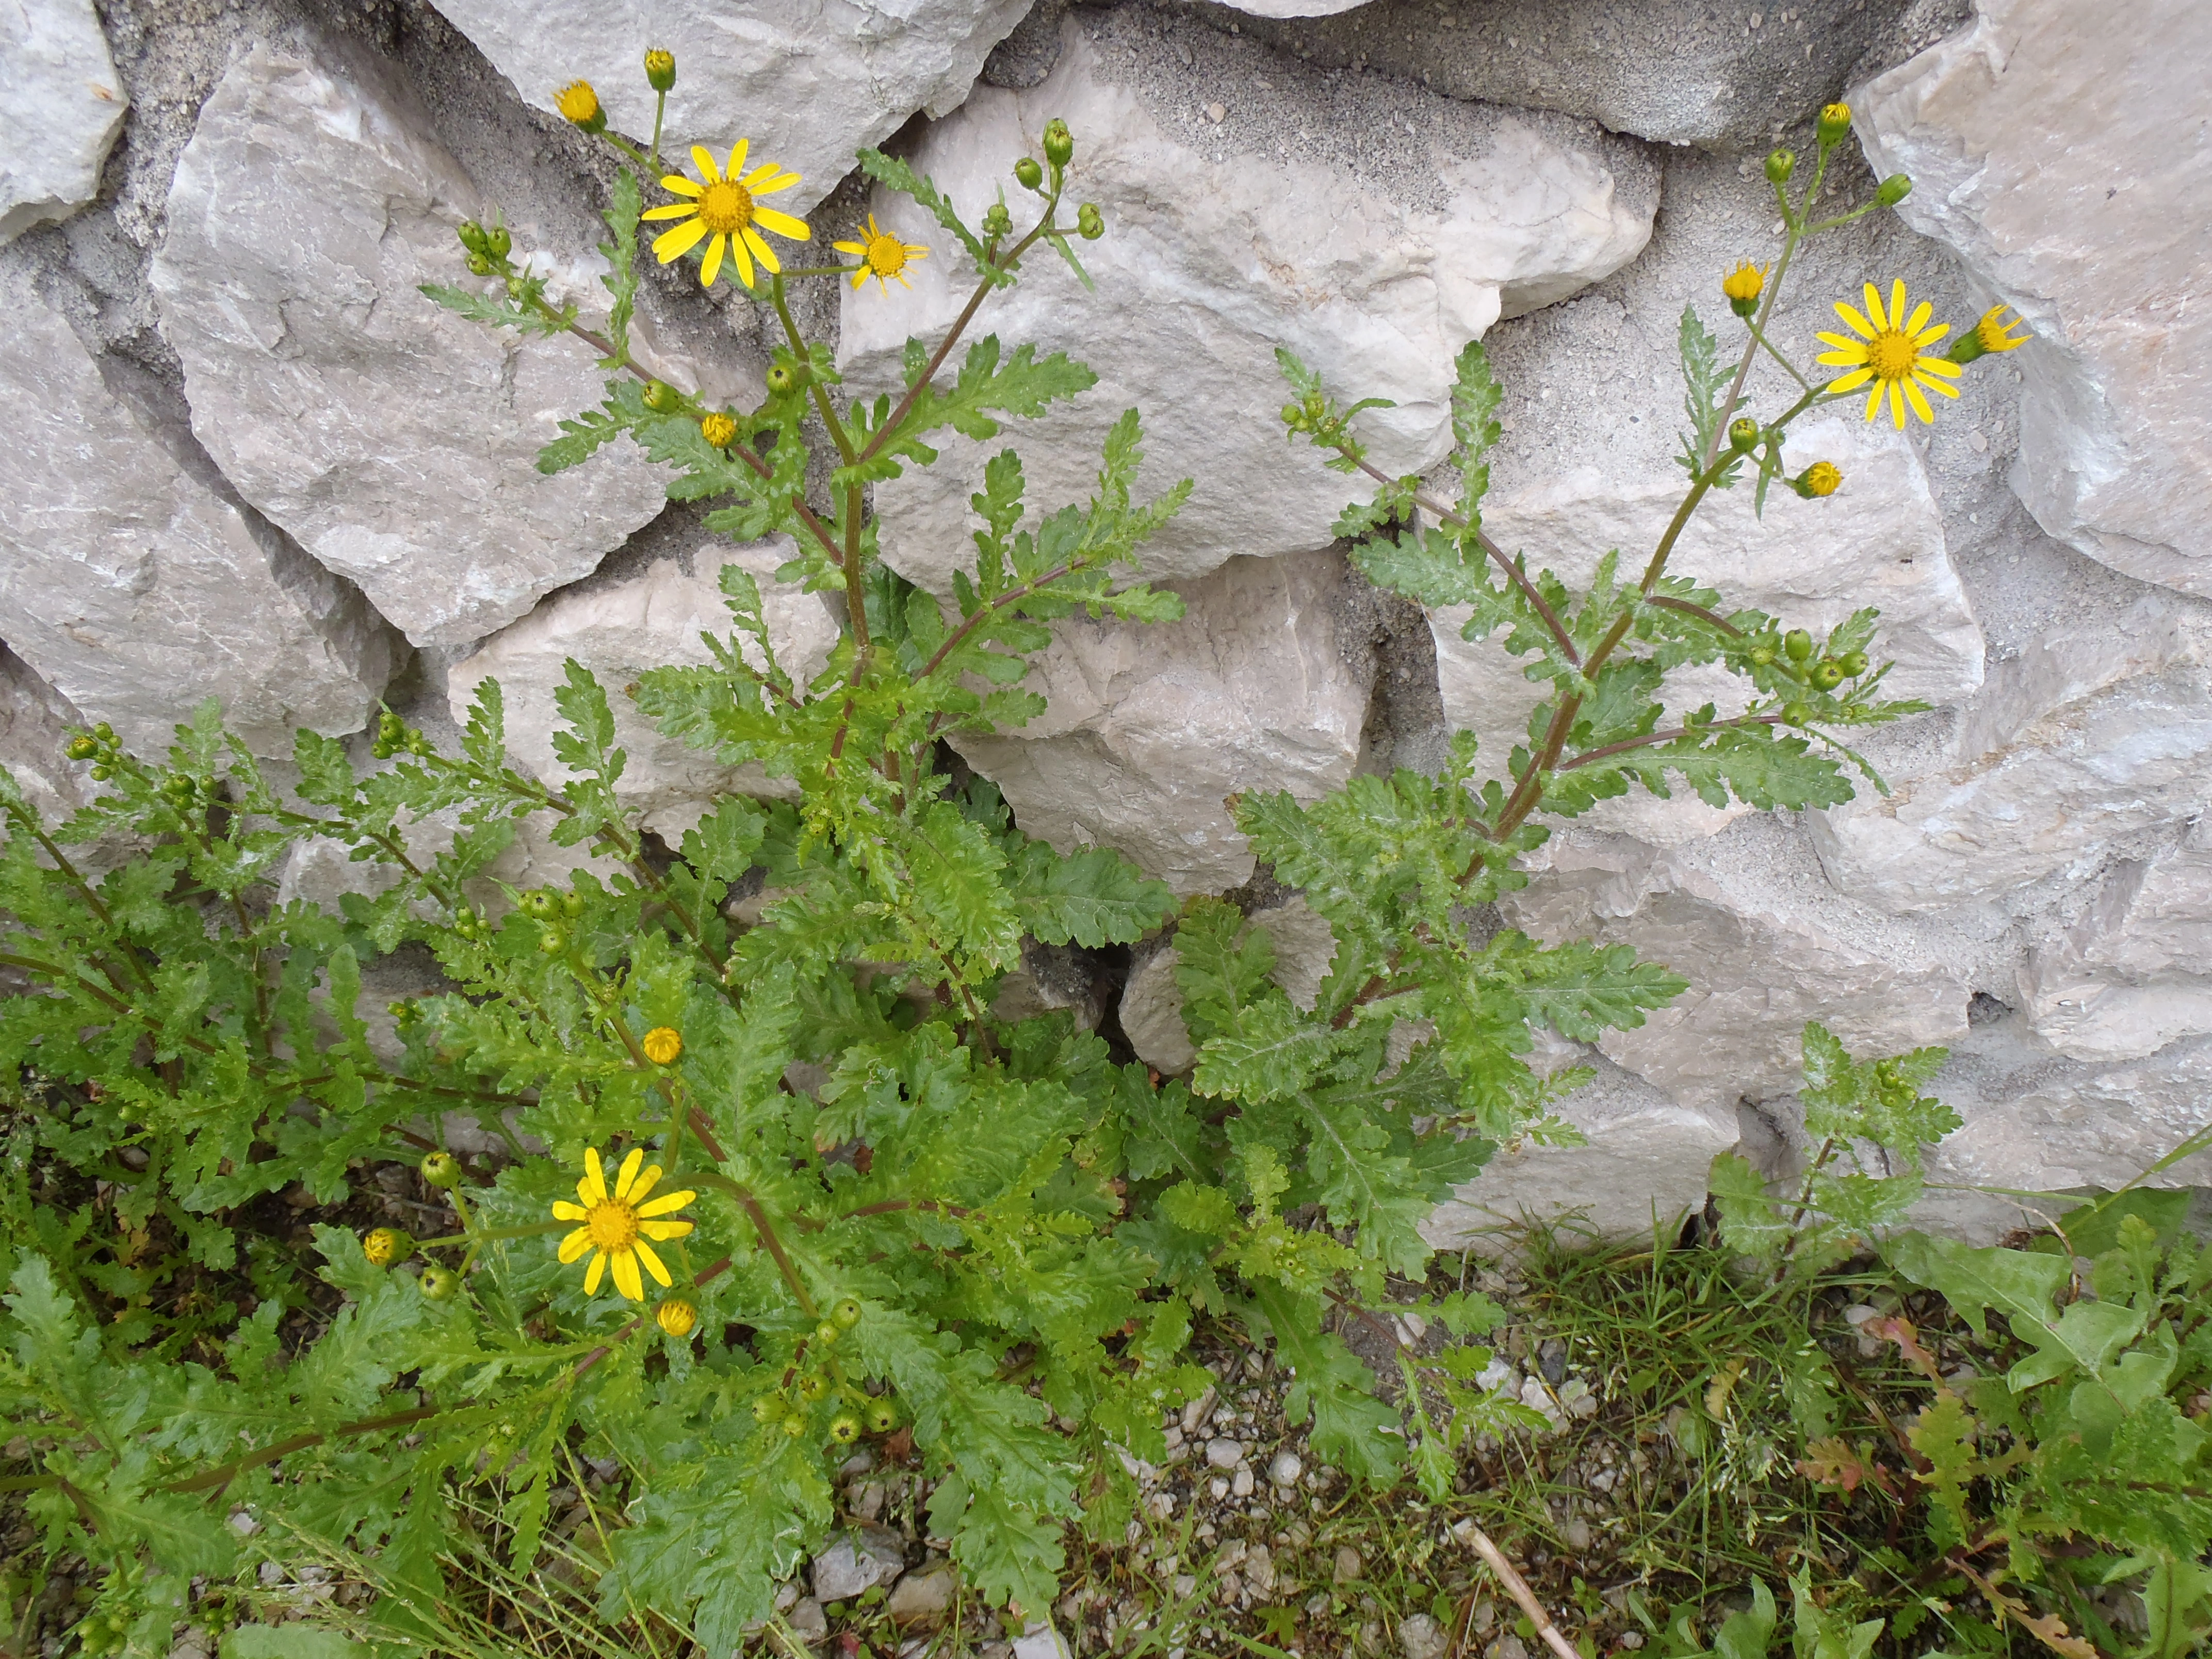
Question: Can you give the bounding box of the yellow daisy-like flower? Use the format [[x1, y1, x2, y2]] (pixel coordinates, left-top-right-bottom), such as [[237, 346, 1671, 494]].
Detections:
[[641, 1025, 683, 1064], [643, 141, 809, 289], [1801, 461, 1842, 497], [1721, 260, 1765, 304], [1816, 280, 1961, 428], [833, 215, 930, 293], [1972, 304, 2030, 355], [555, 80, 603, 133], [553, 1147, 695, 1301]]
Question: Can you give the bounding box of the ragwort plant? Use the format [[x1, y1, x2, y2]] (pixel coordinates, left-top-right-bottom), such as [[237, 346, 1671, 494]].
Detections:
[[0, 63, 2033, 1654]]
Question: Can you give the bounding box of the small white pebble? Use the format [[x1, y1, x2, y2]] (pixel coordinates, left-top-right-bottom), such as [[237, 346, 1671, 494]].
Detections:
[[1269, 1450, 1304, 1487], [1205, 102, 1227, 123], [1232, 1467, 1255, 1498], [1209, 1476, 1231, 1500], [1206, 1438, 1243, 1469]]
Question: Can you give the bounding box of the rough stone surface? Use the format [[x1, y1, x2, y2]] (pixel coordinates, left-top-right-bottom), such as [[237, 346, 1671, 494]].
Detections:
[[1855, 0, 2212, 597], [1424, 1045, 1738, 1250], [885, 1562, 957, 1625], [150, 38, 671, 648], [1501, 819, 1974, 1109], [0, 289, 394, 758], [2019, 818, 2212, 1062], [1213, 0, 1931, 151], [429, 0, 1029, 216], [1436, 414, 1983, 844], [953, 549, 1372, 897], [0, 0, 128, 245], [447, 542, 839, 838], [1808, 595, 2212, 915], [990, 939, 1103, 1031], [0, 647, 92, 824], [810, 1526, 907, 1603], [842, 9, 1656, 594], [1118, 896, 1338, 1072]]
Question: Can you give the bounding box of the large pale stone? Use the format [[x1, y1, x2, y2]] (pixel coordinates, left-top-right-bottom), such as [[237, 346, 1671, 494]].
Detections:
[[840, 12, 1656, 594], [448, 544, 839, 839], [1500, 820, 1971, 1109], [1855, 0, 2212, 596], [1436, 415, 1983, 845], [1809, 595, 2212, 915], [429, 0, 1029, 216], [1118, 896, 1339, 1074], [951, 550, 1371, 898], [151, 40, 671, 649], [1423, 1047, 1737, 1251], [2020, 819, 2212, 1062], [1217, 0, 1917, 152], [0, 0, 126, 244], [0, 646, 91, 824], [0, 292, 392, 759]]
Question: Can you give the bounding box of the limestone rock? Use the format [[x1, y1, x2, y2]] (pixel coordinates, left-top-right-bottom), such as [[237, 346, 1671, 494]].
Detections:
[[429, 0, 1029, 217], [841, 11, 1656, 594], [447, 543, 839, 838], [885, 1561, 957, 1625], [0, 646, 91, 824], [1436, 415, 1983, 845], [951, 549, 1372, 898], [1500, 819, 1972, 1108], [1424, 1047, 1738, 1251], [0, 292, 393, 759], [151, 40, 671, 649], [1809, 596, 2212, 914], [1218, 0, 1915, 151], [1117, 896, 1339, 1074], [1855, 0, 2212, 596], [810, 1525, 906, 1602], [990, 939, 1102, 1031], [2020, 819, 2212, 1062], [0, 0, 126, 244]]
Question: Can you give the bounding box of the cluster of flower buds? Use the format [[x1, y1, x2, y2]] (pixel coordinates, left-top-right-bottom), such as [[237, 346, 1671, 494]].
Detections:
[[1746, 625, 1868, 714], [517, 885, 584, 956], [63, 722, 122, 781], [370, 708, 434, 760], [748, 1298, 895, 1443], [1279, 389, 1349, 446], [455, 218, 514, 279]]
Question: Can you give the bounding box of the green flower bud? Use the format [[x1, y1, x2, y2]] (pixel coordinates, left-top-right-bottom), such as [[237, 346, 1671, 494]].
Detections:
[[829, 1413, 862, 1445], [782, 1413, 808, 1437], [418, 1265, 459, 1301], [1749, 646, 1776, 667], [88, 765, 111, 782], [1783, 628, 1814, 663], [1280, 402, 1305, 429], [1877, 173, 1912, 206], [981, 202, 1013, 238], [815, 1320, 841, 1346], [865, 1398, 899, 1434], [466, 252, 496, 278], [457, 220, 489, 256], [798, 1372, 830, 1402], [642, 380, 681, 413], [487, 225, 511, 260], [1764, 148, 1795, 185], [1810, 658, 1845, 691], [561, 891, 584, 917], [538, 927, 566, 955], [1077, 202, 1104, 241], [752, 1394, 786, 1424], [1014, 155, 1044, 190], [420, 1150, 461, 1190], [833, 1296, 863, 1328], [644, 47, 676, 93], [1816, 102, 1852, 148], [1838, 650, 1869, 677], [93, 723, 115, 742], [66, 735, 97, 760], [1782, 701, 1812, 726], [1728, 417, 1761, 454], [1042, 118, 1074, 168]]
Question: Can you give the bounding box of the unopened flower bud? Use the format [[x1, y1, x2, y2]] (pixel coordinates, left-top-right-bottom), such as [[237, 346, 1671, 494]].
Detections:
[[698, 412, 737, 449], [644, 48, 676, 93], [1765, 148, 1795, 185], [981, 202, 1012, 238], [466, 252, 496, 277], [1877, 172, 1912, 206], [1792, 460, 1842, 498], [641, 1026, 683, 1065], [1782, 702, 1812, 726], [67, 735, 97, 761], [642, 379, 681, 413], [1042, 118, 1074, 168], [656, 1297, 697, 1338], [555, 80, 606, 135], [420, 1151, 461, 1190], [765, 364, 799, 396], [363, 1227, 412, 1267], [1728, 417, 1761, 454], [1720, 259, 1765, 319], [1013, 156, 1044, 190], [1784, 628, 1814, 663], [1816, 103, 1852, 147], [1077, 202, 1104, 240], [93, 722, 115, 742], [538, 926, 566, 955], [487, 225, 511, 260], [418, 1265, 459, 1300], [457, 220, 490, 256], [1838, 650, 1869, 677]]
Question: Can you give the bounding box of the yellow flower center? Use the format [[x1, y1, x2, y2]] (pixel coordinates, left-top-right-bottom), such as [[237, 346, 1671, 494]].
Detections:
[[1867, 330, 1917, 381], [586, 1198, 640, 1252], [556, 82, 598, 124], [865, 233, 908, 277], [698, 180, 755, 235]]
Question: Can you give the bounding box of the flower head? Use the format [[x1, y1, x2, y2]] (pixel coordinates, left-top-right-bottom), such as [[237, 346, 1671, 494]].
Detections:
[[554, 1147, 695, 1301], [1721, 260, 1765, 317], [1795, 461, 1843, 498], [644, 48, 676, 93], [656, 1297, 697, 1338], [362, 1227, 410, 1267], [1948, 304, 2030, 364], [833, 215, 929, 294], [555, 80, 604, 134], [643, 142, 809, 289], [1816, 102, 1852, 147], [1816, 279, 1961, 428], [641, 1025, 683, 1065], [698, 412, 737, 448]]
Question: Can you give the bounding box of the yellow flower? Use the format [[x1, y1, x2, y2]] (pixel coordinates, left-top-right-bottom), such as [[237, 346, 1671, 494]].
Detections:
[[643, 49, 676, 93], [1721, 260, 1765, 305], [1816, 279, 1961, 428], [555, 80, 603, 133], [656, 1297, 698, 1338], [643, 142, 809, 289], [554, 1147, 695, 1301], [833, 215, 930, 293], [1973, 304, 2030, 354], [641, 1025, 683, 1064], [1802, 461, 1842, 497], [362, 1227, 409, 1267]]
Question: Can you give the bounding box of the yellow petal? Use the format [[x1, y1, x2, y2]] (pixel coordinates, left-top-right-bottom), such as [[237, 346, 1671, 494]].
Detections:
[[658, 174, 702, 198], [641, 1218, 694, 1241], [726, 138, 750, 181], [637, 1188, 695, 1217], [558, 1226, 594, 1263], [743, 226, 782, 274], [627, 1165, 662, 1206], [552, 1200, 588, 1222], [1913, 320, 1950, 347], [1903, 378, 1934, 424], [611, 1248, 644, 1302], [751, 170, 802, 197], [1889, 281, 1909, 336], [584, 1251, 606, 1295], [1833, 299, 1876, 340], [641, 201, 700, 221], [851, 268, 869, 289], [583, 1148, 608, 1202], [1827, 367, 1875, 393], [1915, 367, 1961, 398], [633, 1238, 672, 1288], [1888, 380, 1908, 429], [1816, 349, 1869, 368], [653, 217, 709, 264], [753, 206, 810, 241], [691, 144, 721, 185], [700, 231, 726, 286], [1863, 382, 1885, 422], [1905, 300, 1932, 336], [729, 231, 756, 289], [832, 239, 866, 257], [1861, 283, 1886, 332], [903, 243, 928, 261], [1815, 331, 1866, 353], [615, 1147, 645, 1200]]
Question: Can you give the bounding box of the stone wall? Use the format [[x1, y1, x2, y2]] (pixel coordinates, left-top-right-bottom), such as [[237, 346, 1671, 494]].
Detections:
[[3, 0, 2206, 1245]]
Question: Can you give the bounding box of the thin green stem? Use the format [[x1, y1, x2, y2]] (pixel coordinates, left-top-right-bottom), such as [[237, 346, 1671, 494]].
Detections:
[[647, 91, 665, 176]]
